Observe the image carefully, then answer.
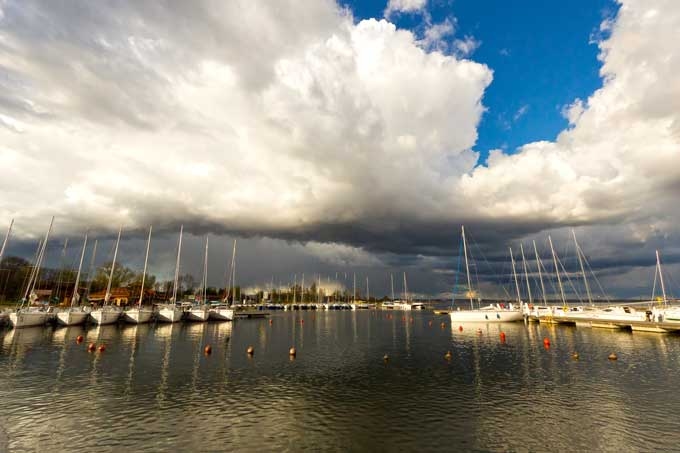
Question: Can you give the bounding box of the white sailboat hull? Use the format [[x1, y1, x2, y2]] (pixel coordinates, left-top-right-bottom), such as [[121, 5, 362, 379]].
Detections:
[[449, 309, 524, 323], [56, 309, 89, 326], [123, 308, 154, 324], [9, 310, 50, 328], [157, 307, 184, 323], [186, 307, 210, 322], [209, 307, 234, 321], [89, 308, 121, 325]]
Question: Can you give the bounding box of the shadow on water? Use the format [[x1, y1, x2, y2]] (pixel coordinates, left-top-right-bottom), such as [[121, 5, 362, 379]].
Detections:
[[1, 313, 680, 451]]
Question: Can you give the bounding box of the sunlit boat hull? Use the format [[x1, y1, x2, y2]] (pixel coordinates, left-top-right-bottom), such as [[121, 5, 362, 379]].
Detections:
[[56, 309, 89, 326], [9, 310, 50, 328], [449, 309, 524, 323], [89, 308, 121, 325], [186, 307, 210, 322], [123, 308, 154, 324], [209, 307, 234, 321], [157, 307, 184, 323]]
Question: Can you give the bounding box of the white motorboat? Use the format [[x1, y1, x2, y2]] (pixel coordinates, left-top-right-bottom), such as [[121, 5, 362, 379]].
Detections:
[[209, 304, 234, 321], [9, 307, 52, 328], [393, 301, 413, 310], [381, 301, 395, 309]]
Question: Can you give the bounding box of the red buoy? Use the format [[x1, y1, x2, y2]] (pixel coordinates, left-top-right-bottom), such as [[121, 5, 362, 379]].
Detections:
[[300, 319, 304, 324], [97, 344, 106, 353], [76, 335, 84, 344], [204, 345, 212, 355], [500, 332, 506, 343], [87, 342, 96, 352], [543, 337, 551, 346], [458, 325, 463, 332], [269, 319, 273, 325]]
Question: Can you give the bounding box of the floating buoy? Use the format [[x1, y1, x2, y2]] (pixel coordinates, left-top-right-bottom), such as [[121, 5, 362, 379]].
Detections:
[[543, 337, 551, 347], [500, 332, 506, 343], [477, 328, 483, 335], [87, 342, 96, 352], [428, 320, 433, 327], [76, 335, 84, 343], [383, 354, 389, 362], [269, 319, 273, 325], [247, 345, 254, 355], [572, 352, 580, 360], [441, 322, 446, 328], [289, 347, 297, 357], [458, 325, 463, 332], [608, 353, 618, 361], [204, 345, 212, 355], [444, 350, 452, 361], [97, 344, 106, 353]]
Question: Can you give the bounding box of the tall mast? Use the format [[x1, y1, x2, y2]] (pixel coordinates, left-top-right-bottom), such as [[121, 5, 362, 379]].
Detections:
[[533, 240, 547, 305], [462, 226, 474, 310], [510, 247, 521, 305], [366, 276, 369, 302], [353, 272, 356, 303], [171, 225, 183, 303], [403, 272, 408, 302], [390, 273, 395, 301], [548, 235, 566, 306], [104, 225, 123, 305], [318, 274, 321, 303], [572, 229, 592, 306], [230, 240, 237, 304], [70, 233, 88, 308], [24, 216, 54, 304], [84, 239, 98, 301], [138, 226, 152, 307], [520, 243, 533, 305], [0, 218, 14, 265], [293, 274, 297, 304], [656, 250, 667, 306], [202, 235, 209, 305], [301, 273, 305, 303]]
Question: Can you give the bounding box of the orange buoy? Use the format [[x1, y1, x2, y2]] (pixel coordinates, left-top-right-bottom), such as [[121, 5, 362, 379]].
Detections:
[[76, 335, 84, 343], [444, 350, 452, 361], [87, 342, 96, 352], [204, 345, 212, 355], [500, 332, 506, 343], [441, 322, 446, 328], [289, 347, 297, 357], [543, 337, 551, 347], [247, 345, 254, 355], [477, 328, 483, 335], [572, 352, 580, 360], [97, 344, 106, 353], [608, 353, 618, 361], [269, 319, 273, 325], [458, 325, 463, 332], [428, 320, 433, 327]]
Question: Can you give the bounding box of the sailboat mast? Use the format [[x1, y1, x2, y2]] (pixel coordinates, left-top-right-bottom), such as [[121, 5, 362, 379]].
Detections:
[[318, 274, 321, 304], [353, 272, 356, 303], [533, 240, 547, 305], [0, 218, 14, 265], [390, 273, 395, 301], [84, 239, 98, 301], [366, 276, 369, 302], [656, 250, 667, 306], [572, 229, 593, 306], [24, 216, 54, 304], [462, 226, 474, 310], [105, 225, 123, 305], [203, 235, 209, 305], [403, 272, 408, 302], [548, 235, 566, 306], [510, 247, 521, 305], [70, 233, 88, 308], [171, 225, 183, 303], [138, 226, 152, 306], [520, 244, 533, 305], [301, 273, 305, 303]]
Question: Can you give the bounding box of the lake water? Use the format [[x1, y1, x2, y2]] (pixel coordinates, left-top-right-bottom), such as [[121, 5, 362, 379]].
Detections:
[[1, 311, 680, 452]]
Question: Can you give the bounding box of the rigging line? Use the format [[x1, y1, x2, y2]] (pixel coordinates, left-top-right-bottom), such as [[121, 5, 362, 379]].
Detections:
[[554, 253, 584, 303], [450, 238, 463, 310], [579, 252, 612, 303]]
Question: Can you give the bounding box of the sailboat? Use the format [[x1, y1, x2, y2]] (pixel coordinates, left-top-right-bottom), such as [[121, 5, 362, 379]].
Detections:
[[123, 226, 154, 324], [209, 239, 235, 321], [449, 226, 524, 323], [10, 218, 56, 328], [89, 225, 123, 325], [0, 219, 14, 326], [56, 232, 91, 326], [186, 235, 210, 322], [157, 225, 185, 323]]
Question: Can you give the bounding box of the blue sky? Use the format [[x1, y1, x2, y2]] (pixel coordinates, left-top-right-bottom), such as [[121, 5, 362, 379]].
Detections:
[[345, 0, 618, 161]]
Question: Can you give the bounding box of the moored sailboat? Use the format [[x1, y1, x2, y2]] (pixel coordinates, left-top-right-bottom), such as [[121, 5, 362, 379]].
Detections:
[[186, 235, 210, 322], [56, 232, 91, 326], [157, 225, 185, 323], [123, 226, 154, 324], [209, 239, 235, 321], [89, 226, 123, 325]]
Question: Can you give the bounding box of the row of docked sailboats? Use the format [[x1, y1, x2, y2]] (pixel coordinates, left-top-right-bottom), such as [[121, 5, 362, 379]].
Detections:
[[2, 218, 235, 328]]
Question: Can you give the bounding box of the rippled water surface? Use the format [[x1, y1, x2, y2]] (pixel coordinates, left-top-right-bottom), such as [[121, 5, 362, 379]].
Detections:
[[2, 311, 680, 452]]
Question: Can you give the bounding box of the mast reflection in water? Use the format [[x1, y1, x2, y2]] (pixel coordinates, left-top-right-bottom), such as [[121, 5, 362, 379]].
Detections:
[[1, 312, 679, 451]]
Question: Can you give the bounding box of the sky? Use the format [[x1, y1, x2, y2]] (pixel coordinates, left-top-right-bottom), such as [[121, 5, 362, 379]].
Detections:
[[1, 0, 679, 301]]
